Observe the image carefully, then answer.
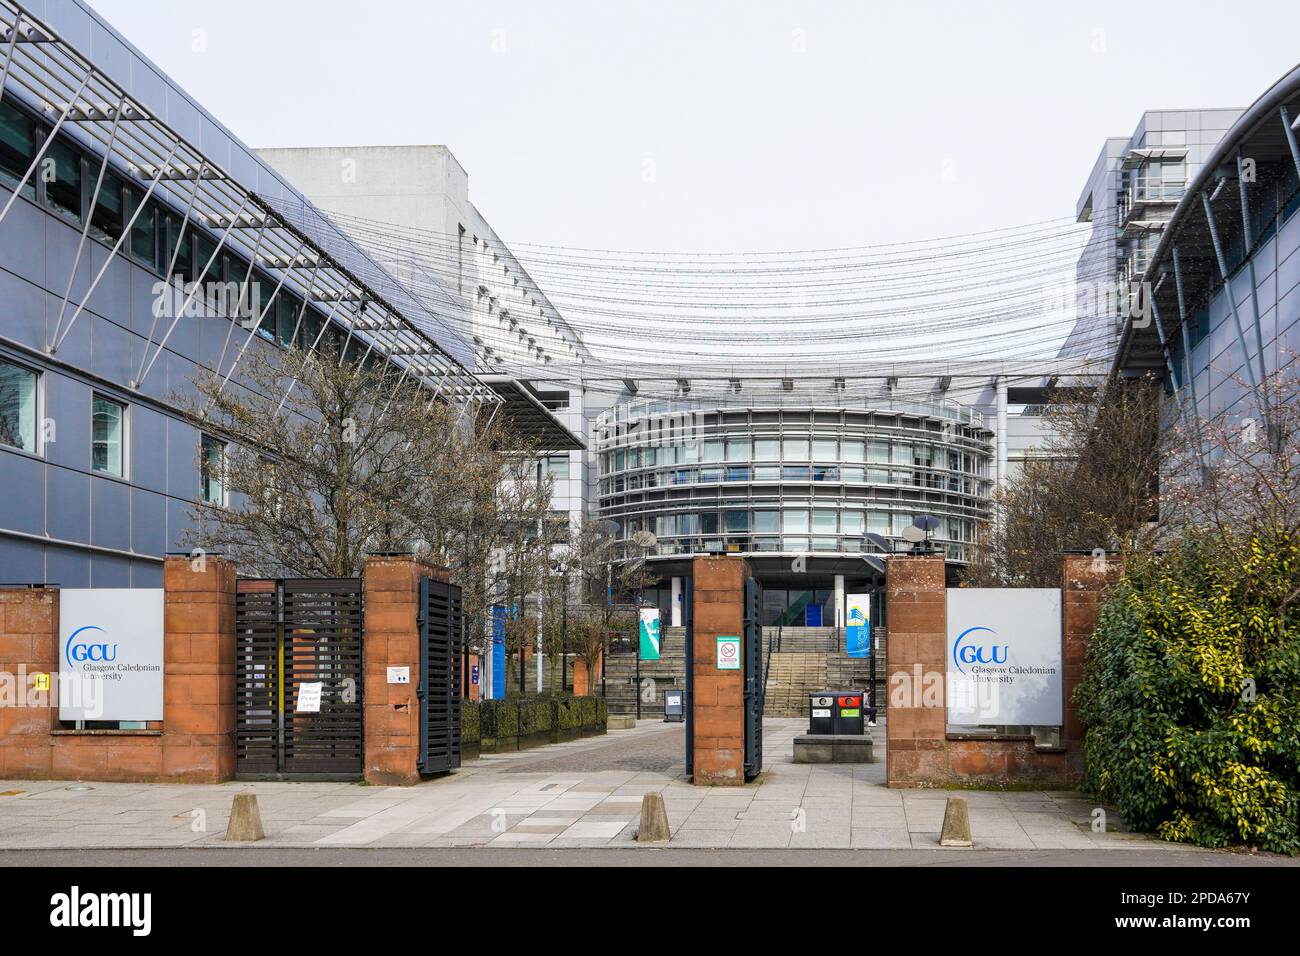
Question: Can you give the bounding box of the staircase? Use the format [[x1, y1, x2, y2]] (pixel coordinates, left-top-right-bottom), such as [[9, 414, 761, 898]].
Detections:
[[604, 626, 686, 717], [763, 626, 840, 653], [763, 652, 827, 717]]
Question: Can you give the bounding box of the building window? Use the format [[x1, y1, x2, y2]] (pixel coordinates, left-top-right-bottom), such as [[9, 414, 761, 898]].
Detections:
[[0, 358, 38, 452], [754, 510, 780, 534], [0, 100, 37, 201], [91, 394, 126, 476], [546, 454, 570, 479], [783, 437, 809, 460], [783, 509, 809, 534], [813, 438, 838, 461], [754, 438, 780, 460], [200, 434, 226, 505], [812, 510, 837, 534], [725, 438, 750, 461], [538, 390, 570, 411], [44, 140, 84, 223], [89, 172, 125, 244]]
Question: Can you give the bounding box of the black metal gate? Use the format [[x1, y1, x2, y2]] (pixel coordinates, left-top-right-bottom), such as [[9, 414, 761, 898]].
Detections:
[[418, 577, 463, 774], [235, 578, 364, 779], [743, 577, 763, 781]]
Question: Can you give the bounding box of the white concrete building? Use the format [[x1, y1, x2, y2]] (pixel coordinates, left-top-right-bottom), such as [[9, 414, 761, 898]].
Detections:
[[257, 145, 593, 529]]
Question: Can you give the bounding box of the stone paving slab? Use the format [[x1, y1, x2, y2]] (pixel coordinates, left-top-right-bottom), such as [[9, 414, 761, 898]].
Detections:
[[0, 717, 1203, 853]]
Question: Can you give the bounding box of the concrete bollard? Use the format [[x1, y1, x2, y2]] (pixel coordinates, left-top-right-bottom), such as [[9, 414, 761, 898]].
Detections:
[[939, 796, 973, 847], [636, 793, 671, 843], [224, 792, 266, 842]]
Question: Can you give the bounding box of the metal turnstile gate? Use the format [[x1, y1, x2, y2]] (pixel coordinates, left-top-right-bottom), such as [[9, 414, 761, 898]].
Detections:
[[417, 577, 463, 774], [743, 577, 763, 781]]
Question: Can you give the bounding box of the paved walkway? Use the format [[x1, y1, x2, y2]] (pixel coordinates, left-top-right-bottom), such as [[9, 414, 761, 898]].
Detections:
[[0, 719, 1203, 851]]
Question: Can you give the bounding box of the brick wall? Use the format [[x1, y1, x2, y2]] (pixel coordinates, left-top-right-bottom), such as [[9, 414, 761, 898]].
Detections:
[[885, 553, 1112, 789], [0, 556, 236, 783], [690, 557, 750, 785]]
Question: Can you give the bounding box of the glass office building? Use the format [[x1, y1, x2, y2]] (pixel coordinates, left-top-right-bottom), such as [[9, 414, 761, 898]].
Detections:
[[594, 392, 994, 624]]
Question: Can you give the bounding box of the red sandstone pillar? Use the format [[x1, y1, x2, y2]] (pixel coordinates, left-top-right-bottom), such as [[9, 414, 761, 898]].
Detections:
[[362, 555, 448, 785], [884, 554, 947, 788], [161, 555, 237, 782], [690, 556, 750, 786]]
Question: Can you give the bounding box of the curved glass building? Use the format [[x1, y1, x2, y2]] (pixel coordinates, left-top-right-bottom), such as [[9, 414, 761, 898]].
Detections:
[[1114, 64, 1300, 425], [593, 390, 994, 624]]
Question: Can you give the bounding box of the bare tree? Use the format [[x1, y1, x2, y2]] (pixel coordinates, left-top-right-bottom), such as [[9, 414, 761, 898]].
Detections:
[[964, 374, 1172, 587], [180, 337, 465, 576]]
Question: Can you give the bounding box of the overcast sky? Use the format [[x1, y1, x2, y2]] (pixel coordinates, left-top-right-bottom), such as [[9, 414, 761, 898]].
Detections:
[[86, 0, 1300, 255]]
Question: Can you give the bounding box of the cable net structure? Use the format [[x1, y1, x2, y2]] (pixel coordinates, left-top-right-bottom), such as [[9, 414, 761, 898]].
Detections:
[[297, 205, 1121, 401]]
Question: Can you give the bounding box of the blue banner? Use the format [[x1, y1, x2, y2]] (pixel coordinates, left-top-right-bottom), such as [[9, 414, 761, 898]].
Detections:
[[491, 604, 506, 699], [845, 594, 871, 658]]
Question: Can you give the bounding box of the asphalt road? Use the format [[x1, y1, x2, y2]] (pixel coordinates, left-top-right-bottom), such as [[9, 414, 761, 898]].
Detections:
[[502, 721, 687, 773], [5, 847, 1294, 867]]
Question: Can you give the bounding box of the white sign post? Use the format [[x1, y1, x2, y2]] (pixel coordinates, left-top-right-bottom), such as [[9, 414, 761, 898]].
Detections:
[[945, 588, 1062, 727], [58, 589, 164, 722]]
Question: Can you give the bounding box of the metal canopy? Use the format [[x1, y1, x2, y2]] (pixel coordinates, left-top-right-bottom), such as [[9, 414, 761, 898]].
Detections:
[[1115, 63, 1300, 382], [0, 0, 499, 413], [478, 375, 585, 450]]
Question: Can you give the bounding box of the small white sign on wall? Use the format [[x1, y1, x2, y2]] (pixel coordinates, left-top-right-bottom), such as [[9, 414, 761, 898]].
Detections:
[[946, 588, 1063, 727], [387, 666, 410, 684], [58, 589, 164, 722]]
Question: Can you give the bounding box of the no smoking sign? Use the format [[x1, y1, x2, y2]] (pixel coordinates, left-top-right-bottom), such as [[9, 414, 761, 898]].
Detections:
[[715, 635, 741, 670]]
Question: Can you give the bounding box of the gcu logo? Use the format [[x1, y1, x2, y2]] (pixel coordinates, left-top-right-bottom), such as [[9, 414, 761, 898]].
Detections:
[[951, 626, 1007, 673], [65, 625, 118, 664]]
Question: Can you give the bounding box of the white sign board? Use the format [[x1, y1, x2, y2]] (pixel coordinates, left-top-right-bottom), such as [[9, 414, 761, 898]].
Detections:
[[296, 682, 323, 713], [58, 589, 164, 722], [945, 588, 1062, 727], [716, 635, 741, 670], [386, 666, 410, 685]]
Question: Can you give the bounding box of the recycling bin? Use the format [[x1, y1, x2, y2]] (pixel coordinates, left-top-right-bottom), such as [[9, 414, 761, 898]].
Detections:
[[808, 692, 835, 734], [834, 691, 866, 735], [664, 688, 685, 723]]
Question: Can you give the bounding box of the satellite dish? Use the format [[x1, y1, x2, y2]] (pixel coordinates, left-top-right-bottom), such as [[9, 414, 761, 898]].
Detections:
[[901, 525, 927, 543], [633, 530, 658, 549], [913, 515, 941, 532], [861, 554, 886, 575], [865, 532, 891, 552]]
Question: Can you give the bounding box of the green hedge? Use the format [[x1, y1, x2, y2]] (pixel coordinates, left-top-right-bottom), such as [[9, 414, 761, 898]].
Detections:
[[460, 695, 607, 754], [1075, 532, 1300, 854]]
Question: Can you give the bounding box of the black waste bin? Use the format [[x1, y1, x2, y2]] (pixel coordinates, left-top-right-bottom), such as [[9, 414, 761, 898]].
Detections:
[[664, 688, 685, 723], [833, 691, 866, 736], [808, 692, 835, 734]]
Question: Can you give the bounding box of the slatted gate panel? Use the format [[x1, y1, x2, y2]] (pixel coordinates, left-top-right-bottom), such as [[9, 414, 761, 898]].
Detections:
[[235, 578, 364, 779], [743, 577, 763, 781], [418, 577, 463, 774]]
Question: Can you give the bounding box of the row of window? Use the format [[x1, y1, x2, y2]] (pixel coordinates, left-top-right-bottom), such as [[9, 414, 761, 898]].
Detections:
[[1, 96, 361, 359], [640, 508, 974, 540], [600, 464, 984, 495], [601, 437, 985, 473], [0, 357, 227, 505], [646, 536, 973, 560]]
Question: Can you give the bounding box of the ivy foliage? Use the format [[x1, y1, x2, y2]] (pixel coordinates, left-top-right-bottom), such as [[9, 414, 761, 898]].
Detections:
[[1075, 532, 1300, 853]]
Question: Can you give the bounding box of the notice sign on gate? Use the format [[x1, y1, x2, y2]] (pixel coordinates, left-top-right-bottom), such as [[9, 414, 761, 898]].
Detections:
[[58, 589, 164, 722], [716, 635, 741, 670], [946, 588, 1063, 727]]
